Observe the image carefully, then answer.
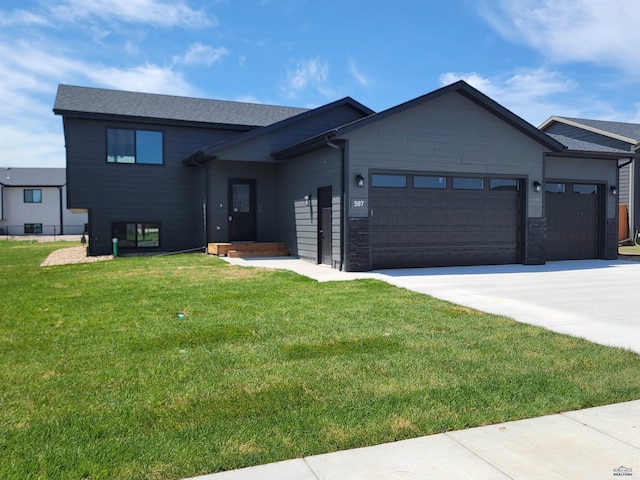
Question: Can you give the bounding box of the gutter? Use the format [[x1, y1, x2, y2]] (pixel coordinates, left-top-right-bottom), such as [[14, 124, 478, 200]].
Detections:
[[325, 135, 345, 271]]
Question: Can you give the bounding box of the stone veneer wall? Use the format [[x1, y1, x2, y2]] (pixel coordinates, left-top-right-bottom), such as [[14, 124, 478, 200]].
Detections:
[[604, 218, 618, 260], [346, 217, 370, 271], [525, 218, 546, 265]]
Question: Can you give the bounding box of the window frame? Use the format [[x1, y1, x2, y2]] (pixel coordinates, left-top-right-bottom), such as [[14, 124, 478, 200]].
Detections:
[[106, 128, 164, 165], [24, 189, 42, 203], [111, 222, 161, 249], [24, 223, 43, 234]]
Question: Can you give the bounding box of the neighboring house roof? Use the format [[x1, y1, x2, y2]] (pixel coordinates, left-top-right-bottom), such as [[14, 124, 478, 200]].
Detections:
[[540, 116, 640, 146], [183, 96, 375, 165], [0, 168, 65, 186], [545, 133, 634, 154], [53, 84, 309, 127], [273, 80, 566, 159]]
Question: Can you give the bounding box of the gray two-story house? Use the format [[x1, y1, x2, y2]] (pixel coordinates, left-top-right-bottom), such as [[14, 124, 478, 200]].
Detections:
[[54, 81, 627, 270]]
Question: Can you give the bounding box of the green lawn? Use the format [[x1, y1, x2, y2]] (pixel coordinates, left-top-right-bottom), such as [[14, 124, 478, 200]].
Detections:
[[2, 241, 640, 480]]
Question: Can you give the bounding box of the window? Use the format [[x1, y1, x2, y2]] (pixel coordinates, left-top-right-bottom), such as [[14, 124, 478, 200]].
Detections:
[[24, 223, 42, 234], [545, 183, 566, 194], [453, 177, 484, 190], [112, 223, 160, 248], [24, 189, 42, 203], [414, 176, 446, 189], [107, 129, 163, 164], [573, 184, 598, 195], [371, 174, 407, 188], [490, 179, 519, 191]]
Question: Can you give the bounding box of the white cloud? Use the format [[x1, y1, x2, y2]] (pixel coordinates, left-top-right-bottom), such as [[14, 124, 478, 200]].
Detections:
[[439, 68, 577, 125], [480, 0, 640, 75], [284, 58, 334, 99], [48, 0, 216, 28], [180, 43, 229, 66], [348, 59, 371, 88], [0, 9, 50, 27], [87, 64, 199, 96]]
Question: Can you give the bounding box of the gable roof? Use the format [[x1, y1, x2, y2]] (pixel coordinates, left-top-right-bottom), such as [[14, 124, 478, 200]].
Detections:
[[540, 116, 640, 145], [274, 80, 566, 159], [53, 84, 309, 128], [183, 97, 375, 165], [0, 168, 66, 186], [544, 132, 634, 155]]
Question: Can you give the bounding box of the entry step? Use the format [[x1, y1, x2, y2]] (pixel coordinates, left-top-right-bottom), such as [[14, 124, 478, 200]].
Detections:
[[208, 242, 289, 258]]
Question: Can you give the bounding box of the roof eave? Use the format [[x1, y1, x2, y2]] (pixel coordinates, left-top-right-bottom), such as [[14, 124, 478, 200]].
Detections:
[[540, 116, 638, 145]]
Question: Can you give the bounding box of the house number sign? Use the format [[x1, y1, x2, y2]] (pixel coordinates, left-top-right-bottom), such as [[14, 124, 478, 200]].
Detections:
[[352, 199, 366, 209]]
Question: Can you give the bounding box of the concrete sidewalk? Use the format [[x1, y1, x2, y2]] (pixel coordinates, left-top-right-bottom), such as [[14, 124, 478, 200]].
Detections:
[[188, 400, 640, 479], [203, 257, 640, 479]]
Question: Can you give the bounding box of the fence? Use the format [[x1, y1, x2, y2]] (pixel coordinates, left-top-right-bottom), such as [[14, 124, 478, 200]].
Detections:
[[0, 224, 87, 237]]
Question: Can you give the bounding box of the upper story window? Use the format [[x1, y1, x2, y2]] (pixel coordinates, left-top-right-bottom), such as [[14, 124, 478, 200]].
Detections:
[[24, 189, 42, 203], [107, 128, 163, 164]]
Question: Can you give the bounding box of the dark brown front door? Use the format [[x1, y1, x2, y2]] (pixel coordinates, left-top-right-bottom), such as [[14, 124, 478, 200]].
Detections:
[[318, 187, 332, 265], [228, 179, 256, 241]]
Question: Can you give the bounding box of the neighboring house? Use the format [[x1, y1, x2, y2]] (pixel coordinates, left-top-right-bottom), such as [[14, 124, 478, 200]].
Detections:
[[0, 168, 87, 236], [54, 81, 626, 271], [540, 116, 639, 243]]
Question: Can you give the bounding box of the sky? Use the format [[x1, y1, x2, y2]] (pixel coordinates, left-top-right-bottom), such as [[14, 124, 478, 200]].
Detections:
[[3, 0, 640, 168]]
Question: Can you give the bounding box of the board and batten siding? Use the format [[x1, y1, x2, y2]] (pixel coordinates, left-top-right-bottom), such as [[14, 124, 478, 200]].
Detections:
[[341, 91, 548, 219], [62, 117, 243, 254], [275, 147, 342, 265]]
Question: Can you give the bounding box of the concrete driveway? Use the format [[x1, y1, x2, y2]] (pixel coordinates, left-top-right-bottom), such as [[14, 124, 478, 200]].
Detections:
[[375, 259, 640, 354], [224, 257, 640, 354]]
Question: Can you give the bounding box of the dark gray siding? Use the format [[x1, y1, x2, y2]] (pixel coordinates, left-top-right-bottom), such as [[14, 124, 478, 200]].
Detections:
[[62, 117, 244, 255], [274, 147, 342, 265], [207, 161, 276, 243], [342, 92, 548, 220]]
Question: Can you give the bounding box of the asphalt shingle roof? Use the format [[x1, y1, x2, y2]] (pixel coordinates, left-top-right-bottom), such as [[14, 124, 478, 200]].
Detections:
[[558, 116, 640, 142], [0, 168, 66, 186], [546, 133, 634, 154], [53, 85, 309, 127]]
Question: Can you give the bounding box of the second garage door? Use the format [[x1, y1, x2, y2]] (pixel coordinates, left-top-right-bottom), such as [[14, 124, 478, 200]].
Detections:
[[545, 182, 601, 260], [370, 173, 523, 269]]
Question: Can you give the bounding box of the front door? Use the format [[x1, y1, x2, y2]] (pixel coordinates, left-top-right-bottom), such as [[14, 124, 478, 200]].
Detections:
[[228, 179, 256, 241], [318, 187, 332, 265]]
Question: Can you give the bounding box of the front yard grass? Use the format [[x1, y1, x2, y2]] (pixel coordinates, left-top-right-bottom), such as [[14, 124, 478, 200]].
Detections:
[[2, 241, 640, 479]]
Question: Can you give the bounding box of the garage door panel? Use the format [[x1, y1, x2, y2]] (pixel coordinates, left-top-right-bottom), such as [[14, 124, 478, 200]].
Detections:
[[371, 175, 521, 268], [546, 183, 600, 261]]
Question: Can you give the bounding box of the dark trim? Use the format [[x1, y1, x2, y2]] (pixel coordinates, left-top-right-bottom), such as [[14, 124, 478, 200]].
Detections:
[[273, 80, 566, 160], [58, 186, 64, 235]]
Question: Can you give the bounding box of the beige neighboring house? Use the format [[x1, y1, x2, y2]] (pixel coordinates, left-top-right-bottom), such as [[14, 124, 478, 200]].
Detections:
[[0, 168, 87, 236]]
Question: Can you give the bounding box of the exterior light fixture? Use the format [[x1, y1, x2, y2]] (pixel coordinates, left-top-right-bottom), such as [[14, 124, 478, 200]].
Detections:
[[533, 181, 542, 193], [356, 174, 365, 188], [610, 185, 617, 196], [303, 194, 311, 206]]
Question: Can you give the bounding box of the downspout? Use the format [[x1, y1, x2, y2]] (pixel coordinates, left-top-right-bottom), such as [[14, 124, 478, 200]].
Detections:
[[618, 157, 635, 244], [325, 135, 345, 271], [58, 185, 64, 235]]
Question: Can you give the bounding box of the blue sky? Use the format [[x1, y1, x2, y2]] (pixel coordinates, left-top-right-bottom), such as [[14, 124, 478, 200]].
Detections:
[[2, 0, 640, 168]]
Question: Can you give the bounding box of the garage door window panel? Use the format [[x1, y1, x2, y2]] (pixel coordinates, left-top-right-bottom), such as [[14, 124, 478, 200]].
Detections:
[[371, 174, 407, 188], [453, 178, 484, 190], [414, 176, 446, 189]]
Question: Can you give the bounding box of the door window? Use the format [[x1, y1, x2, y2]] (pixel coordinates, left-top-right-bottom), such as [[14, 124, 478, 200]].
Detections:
[[232, 184, 251, 212]]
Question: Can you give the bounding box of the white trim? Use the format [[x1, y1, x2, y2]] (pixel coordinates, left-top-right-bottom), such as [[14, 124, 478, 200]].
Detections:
[[539, 116, 638, 145]]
